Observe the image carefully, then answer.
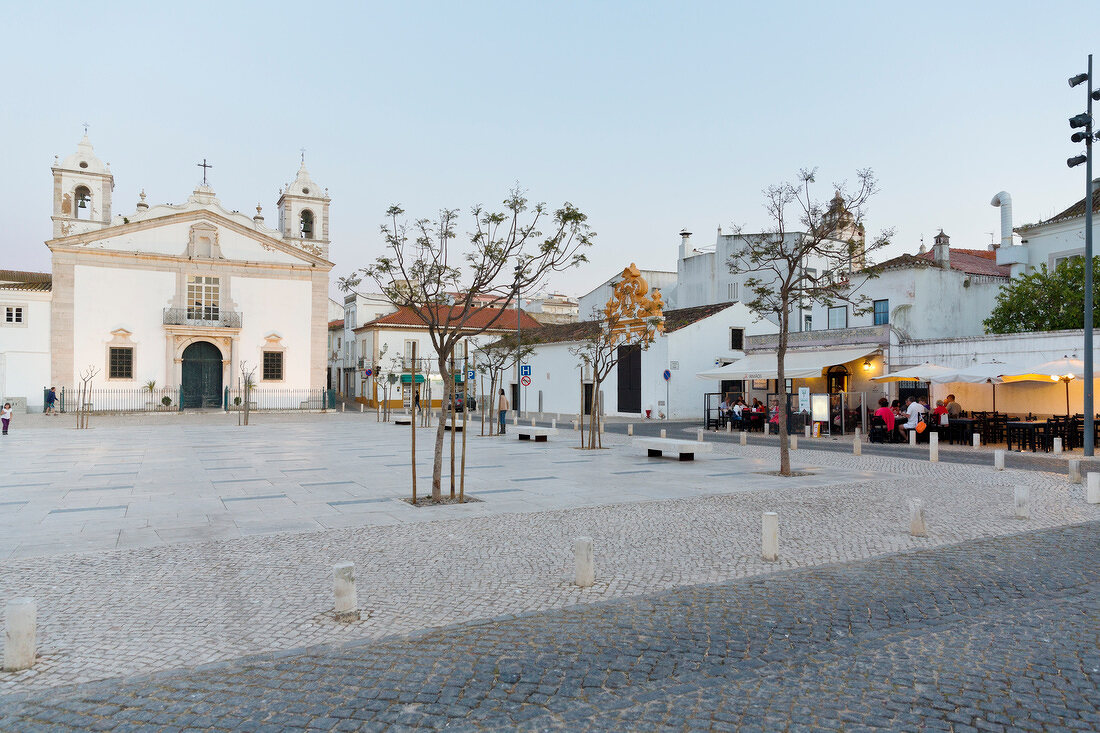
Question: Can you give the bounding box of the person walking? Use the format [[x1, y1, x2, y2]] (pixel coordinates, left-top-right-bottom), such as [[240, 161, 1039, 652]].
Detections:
[[2, 402, 12, 435], [45, 387, 57, 416], [497, 388, 509, 435]]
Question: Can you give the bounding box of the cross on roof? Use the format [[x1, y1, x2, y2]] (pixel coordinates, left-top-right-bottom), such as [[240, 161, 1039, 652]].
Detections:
[[82, 122, 89, 135], [197, 158, 213, 185], [300, 147, 306, 164]]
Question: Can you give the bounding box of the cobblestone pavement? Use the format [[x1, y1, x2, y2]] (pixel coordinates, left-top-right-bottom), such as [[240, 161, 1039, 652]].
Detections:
[[2, 521, 1097, 731], [2, 416, 1099, 694]]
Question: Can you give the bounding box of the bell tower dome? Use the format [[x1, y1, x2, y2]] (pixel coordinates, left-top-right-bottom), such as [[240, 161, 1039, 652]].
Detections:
[[277, 157, 330, 259], [51, 133, 114, 239]]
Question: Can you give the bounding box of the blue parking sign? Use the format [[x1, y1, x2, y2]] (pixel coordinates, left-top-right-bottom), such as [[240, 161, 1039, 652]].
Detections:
[[520, 365, 531, 377], [467, 369, 476, 380]]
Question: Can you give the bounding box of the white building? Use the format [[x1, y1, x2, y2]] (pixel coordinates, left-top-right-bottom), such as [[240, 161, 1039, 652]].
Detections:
[[0, 270, 53, 412], [340, 292, 396, 397], [578, 269, 678, 316], [45, 135, 334, 408], [524, 293, 579, 325], [353, 306, 541, 408], [1007, 181, 1100, 274], [520, 302, 776, 419]]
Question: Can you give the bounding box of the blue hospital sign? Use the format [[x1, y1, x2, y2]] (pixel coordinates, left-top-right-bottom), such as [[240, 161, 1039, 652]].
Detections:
[[520, 365, 531, 377]]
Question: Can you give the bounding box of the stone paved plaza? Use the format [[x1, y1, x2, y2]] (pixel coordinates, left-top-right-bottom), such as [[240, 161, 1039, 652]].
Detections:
[[1, 412, 1099, 728]]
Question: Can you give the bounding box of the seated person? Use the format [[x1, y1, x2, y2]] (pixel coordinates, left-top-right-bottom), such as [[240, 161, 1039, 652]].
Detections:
[[751, 398, 764, 412], [932, 399, 949, 426], [768, 400, 780, 425], [873, 396, 895, 434], [733, 398, 746, 417], [902, 396, 927, 436], [945, 394, 963, 418], [718, 396, 730, 419]]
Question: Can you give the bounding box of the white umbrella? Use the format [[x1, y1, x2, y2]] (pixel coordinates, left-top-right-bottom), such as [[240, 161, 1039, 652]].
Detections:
[[932, 361, 1015, 412], [870, 362, 955, 382]]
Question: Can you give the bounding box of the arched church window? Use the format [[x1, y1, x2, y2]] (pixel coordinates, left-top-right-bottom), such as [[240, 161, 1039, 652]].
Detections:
[[300, 210, 315, 240], [74, 186, 91, 220]]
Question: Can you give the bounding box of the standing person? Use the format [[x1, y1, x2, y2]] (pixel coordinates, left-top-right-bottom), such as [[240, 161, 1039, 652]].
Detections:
[[497, 388, 509, 435], [1, 402, 11, 435], [45, 387, 57, 416], [413, 388, 421, 414]]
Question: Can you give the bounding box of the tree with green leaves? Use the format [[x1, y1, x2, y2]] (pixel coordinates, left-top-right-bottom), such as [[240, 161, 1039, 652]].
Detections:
[[983, 256, 1100, 334], [340, 187, 592, 503], [729, 168, 892, 476]]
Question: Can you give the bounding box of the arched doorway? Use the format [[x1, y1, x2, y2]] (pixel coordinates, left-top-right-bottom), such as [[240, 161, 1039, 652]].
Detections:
[[826, 365, 849, 395], [182, 341, 223, 408]]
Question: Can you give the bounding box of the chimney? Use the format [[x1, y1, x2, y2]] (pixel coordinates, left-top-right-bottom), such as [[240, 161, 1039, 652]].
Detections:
[[932, 230, 951, 268], [678, 228, 692, 260], [990, 191, 1013, 250]]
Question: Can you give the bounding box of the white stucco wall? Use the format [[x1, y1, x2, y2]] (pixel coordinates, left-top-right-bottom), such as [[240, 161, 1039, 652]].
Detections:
[[232, 276, 313, 387], [1013, 215, 1100, 273], [72, 264, 175, 387], [806, 265, 1005, 340], [0, 292, 52, 412], [578, 270, 678, 317], [81, 221, 305, 265]]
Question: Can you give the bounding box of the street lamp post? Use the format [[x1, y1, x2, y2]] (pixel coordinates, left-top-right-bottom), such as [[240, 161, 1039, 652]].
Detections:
[[1068, 54, 1099, 456], [514, 263, 522, 417]]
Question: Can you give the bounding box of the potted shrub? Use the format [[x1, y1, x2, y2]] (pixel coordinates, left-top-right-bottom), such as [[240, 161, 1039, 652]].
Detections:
[[161, 395, 172, 409]]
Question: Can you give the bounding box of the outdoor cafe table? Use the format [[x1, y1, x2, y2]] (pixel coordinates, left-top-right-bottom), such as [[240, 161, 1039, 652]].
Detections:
[[947, 417, 977, 445], [1006, 421, 1046, 452]]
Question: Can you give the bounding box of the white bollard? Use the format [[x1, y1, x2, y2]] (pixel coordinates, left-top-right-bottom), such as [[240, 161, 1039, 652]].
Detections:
[[1088, 472, 1100, 504], [660, 429, 667, 439], [1014, 485, 1031, 520], [532, 418, 537, 427], [600, 422, 605, 434], [552, 418, 557, 429], [929, 432, 939, 463], [740, 431, 747, 446], [908, 498, 927, 537], [726, 422, 732, 433], [3, 598, 36, 672], [972, 433, 980, 447], [994, 449, 1005, 471], [764, 423, 770, 436], [761, 512, 779, 562], [341, 402, 345, 412], [513, 415, 518, 425], [1053, 437, 1063, 454], [697, 428, 704, 442], [574, 537, 594, 587], [627, 423, 633, 436], [333, 562, 359, 621], [853, 436, 861, 456], [804, 425, 811, 438], [1068, 459, 1081, 483], [572, 420, 578, 431], [789, 434, 798, 450], [908, 430, 916, 446], [854, 426, 861, 438], [360, 403, 364, 413]]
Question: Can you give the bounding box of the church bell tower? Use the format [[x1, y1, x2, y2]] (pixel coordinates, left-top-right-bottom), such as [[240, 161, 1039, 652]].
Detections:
[[277, 158, 330, 259], [51, 133, 114, 239]]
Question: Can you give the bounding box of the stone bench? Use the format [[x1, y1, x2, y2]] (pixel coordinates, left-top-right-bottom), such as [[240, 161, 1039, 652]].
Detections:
[[517, 426, 557, 442], [394, 414, 413, 426], [443, 420, 468, 431], [634, 437, 713, 461]]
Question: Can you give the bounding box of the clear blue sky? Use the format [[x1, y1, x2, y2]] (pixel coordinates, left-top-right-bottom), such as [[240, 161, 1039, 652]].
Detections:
[[1, 1, 1095, 297]]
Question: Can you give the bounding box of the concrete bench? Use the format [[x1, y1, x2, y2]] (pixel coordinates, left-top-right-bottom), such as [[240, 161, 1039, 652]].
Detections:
[[394, 414, 413, 425], [517, 426, 557, 442], [634, 437, 713, 461], [443, 420, 468, 431]]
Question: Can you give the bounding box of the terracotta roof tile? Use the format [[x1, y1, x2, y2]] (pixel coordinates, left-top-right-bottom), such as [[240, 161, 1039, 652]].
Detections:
[[328, 319, 344, 329], [1019, 184, 1100, 229], [0, 270, 52, 292], [512, 302, 738, 346], [915, 249, 1009, 277], [361, 305, 541, 332]]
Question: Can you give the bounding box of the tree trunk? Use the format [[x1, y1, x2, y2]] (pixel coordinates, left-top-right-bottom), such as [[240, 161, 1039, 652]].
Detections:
[[431, 359, 449, 502], [777, 298, 790, 476], [449, 364, 457, 499]]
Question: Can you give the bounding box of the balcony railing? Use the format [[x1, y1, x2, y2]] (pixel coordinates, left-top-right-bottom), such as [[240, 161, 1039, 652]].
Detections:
[[163, 308, 242, 328]]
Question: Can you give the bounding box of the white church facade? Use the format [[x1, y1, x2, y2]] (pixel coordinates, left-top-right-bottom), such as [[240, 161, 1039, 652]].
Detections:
[[42, 135, 333, 409]]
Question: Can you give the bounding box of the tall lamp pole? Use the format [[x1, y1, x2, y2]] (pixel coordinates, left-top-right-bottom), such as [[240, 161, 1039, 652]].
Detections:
[[1068, 54, 1099, 456], [514, 263, 523, 416]]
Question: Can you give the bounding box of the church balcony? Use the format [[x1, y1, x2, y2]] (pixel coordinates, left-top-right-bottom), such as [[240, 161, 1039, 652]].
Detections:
[[163, 308, 242, 329]]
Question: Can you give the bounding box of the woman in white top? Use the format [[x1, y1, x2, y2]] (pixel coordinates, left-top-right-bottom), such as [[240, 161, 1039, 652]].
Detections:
[[1, 402, 11, 435]]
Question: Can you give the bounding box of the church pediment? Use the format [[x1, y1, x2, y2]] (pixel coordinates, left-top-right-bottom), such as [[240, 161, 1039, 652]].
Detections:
[[46, 208, 331, 268]]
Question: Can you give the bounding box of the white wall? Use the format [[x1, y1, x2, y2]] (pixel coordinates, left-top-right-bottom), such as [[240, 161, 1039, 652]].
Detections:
[[72, 265, 174, 387], [0, 291, 51, 411], [806, 265, 1005, 340], [1012, 215, 1100, 273], [233, 276, 313, 387], [578, 269, 678, 316], [85, 220, 304, 265]]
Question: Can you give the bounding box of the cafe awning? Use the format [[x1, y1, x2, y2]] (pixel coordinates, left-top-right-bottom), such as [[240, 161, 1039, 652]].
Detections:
[[695, 347, 879, 381]]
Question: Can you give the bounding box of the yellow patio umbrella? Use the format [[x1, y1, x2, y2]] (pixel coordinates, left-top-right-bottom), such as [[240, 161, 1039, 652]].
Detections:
[[999, 356, 1099, 416]]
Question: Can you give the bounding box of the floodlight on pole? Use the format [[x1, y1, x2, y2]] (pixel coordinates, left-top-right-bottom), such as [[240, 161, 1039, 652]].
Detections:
[[1066, 54, 1095, 456]]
